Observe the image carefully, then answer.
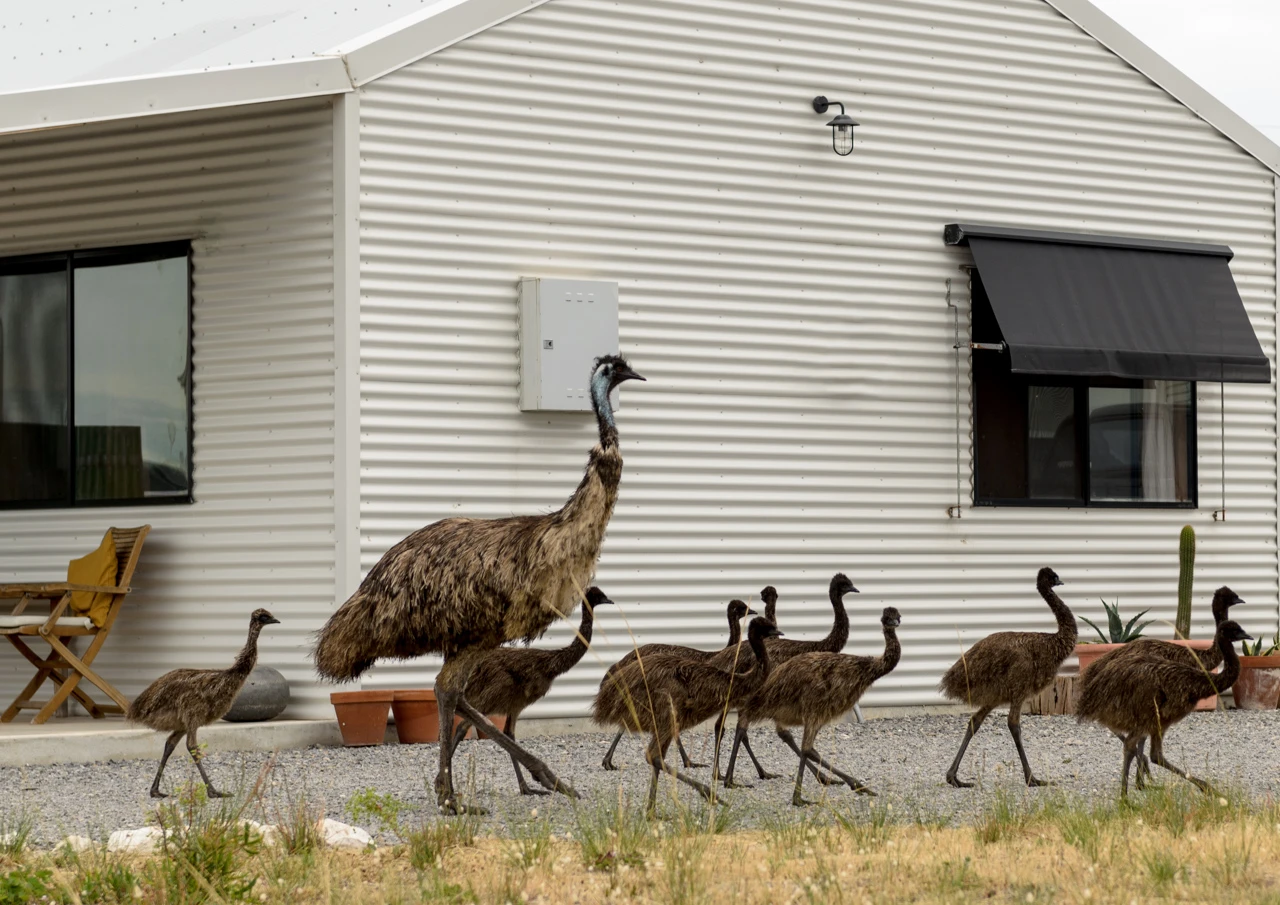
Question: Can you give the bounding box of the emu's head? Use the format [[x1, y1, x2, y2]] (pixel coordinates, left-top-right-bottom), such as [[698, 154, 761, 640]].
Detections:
[[591, 354, 645, 395], [1037, 567, 1064, 589], [1211, 586, 1245, 623], [727, 599, 756, 622], [1219, 620, 1252, 644], [584, 587, 615, 609], [747, 616, 783, 642], [881, 607, 902, 629], [250, 608, 281, 628], [830, 573, 859, 598]]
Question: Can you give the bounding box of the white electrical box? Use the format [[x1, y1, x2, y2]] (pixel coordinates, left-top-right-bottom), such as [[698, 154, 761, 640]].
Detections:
[[518, 278, 620, 411]]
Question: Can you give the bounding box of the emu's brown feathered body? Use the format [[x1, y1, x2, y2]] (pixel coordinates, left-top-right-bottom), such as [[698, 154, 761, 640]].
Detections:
[[313, 449, 620, 677], [740, 607, 901, 805], [1076, 618, 1250, 795], [312, 354, 645, 813], [1099, 587, 1244, 677], [600, 599, 753, 771], [592, 617, 781, 810], [939, 567, 1076, 788], [128, 608, 280, 798]]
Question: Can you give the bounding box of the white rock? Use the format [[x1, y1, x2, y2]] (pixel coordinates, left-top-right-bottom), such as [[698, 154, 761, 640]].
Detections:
[[107, 827, 164, 854], [58, 835, 94, 853], [241, 820, 280, 846], [316, 818, 373, 851]]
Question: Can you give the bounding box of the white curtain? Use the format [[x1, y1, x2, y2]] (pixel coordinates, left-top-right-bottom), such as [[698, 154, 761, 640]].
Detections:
[[1140, 380, 1177, 501]]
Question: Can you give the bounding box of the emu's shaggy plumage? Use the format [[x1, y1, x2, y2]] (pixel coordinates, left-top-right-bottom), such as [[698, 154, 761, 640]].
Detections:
[[1076, 618, 1250, 796], [599, 599, 754, 771], [740, 607, 901, 805], [938, 567, 1076, 788], [312, 354, 644, 812], [720, 573, 858, 787], [128, 608, 280, 798], [592, 616, 781, 810], [451, 587, 614, 794]]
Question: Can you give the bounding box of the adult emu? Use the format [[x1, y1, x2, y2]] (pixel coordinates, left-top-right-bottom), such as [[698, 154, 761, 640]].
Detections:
[[450, 587, 615, 795], [938, 567, 1076, 788], [313, 355, 644, 813], [1076, 617, 1250, 796], [128, 608, 280, 799]]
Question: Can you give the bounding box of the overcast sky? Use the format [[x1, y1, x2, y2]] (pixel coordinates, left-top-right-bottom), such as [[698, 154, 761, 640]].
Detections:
[[1091, 0, 1280, 146]]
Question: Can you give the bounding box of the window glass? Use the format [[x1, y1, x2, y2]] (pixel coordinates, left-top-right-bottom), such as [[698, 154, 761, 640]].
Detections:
[[1089, 382, 1192, 503], [1027, 386, 1078, 500], [0, 266, 69, 503], [74, 255, 190, 501]]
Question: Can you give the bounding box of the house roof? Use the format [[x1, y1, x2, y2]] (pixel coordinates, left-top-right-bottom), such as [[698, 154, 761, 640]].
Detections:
[[2, 0, 1278, 177]]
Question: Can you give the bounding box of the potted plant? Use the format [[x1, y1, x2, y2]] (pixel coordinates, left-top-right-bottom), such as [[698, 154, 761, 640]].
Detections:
[[389, 689, 505, 744], [1074, 598, 1154, 672], [1234, 635, 1280, 710]]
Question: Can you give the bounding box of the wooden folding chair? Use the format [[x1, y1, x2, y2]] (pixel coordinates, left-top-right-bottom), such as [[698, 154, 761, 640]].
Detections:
[[0, 525, 150, 724]]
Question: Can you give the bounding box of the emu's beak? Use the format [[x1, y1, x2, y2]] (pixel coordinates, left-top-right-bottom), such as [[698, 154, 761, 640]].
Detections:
[[746, 607, 758, 616], [614, 363, 646, 383], [264, 616, 281, 626]]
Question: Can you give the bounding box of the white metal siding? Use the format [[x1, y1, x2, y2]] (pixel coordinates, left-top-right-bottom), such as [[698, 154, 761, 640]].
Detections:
[[357, 0, 1277, 717], [0, 100, 338, 719]]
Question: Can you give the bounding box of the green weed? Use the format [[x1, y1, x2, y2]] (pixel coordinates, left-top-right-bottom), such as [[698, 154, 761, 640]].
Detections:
[[573, 791, 652, 872]]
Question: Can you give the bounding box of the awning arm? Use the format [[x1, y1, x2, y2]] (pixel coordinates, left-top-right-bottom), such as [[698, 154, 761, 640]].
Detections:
[[944, 223, 1234, 259]]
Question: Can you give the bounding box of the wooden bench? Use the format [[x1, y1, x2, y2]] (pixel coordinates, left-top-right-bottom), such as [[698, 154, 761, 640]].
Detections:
[[0, 525, 150, 724]]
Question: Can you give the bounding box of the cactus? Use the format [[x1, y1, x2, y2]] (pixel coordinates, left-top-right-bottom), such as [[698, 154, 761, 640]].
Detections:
[[1175, 524, 1195, 639]]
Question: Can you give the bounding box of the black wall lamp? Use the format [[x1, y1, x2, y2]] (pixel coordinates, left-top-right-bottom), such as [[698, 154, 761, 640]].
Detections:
[[812, 96, 859, 156]]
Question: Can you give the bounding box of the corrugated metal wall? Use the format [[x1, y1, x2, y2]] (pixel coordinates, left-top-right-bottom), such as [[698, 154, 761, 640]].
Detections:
[[0, 99, 338, 719], [356, 0, 1278, 716]]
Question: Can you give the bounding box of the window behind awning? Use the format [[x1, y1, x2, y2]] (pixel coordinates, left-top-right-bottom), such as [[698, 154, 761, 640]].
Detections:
[[944, 224, 1271, 384]]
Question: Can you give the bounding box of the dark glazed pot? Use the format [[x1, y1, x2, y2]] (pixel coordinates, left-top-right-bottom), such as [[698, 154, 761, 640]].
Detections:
[[223, 666, 291, 722]]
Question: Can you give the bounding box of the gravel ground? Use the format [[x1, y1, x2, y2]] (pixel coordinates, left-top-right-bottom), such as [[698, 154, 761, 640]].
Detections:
[[4, 711, 1280, 846]]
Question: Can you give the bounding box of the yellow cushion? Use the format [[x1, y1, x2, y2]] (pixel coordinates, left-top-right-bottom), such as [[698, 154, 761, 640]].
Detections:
[[67, 532, 118, 628]]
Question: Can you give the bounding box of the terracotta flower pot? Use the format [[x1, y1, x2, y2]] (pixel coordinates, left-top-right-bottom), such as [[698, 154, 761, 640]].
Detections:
[[330, 690, 393, 746], [392, 690, 441, 744], [1234, 654, 1280, 710], [1074, 640, 1217, 710], [388, 690, 506, 744]]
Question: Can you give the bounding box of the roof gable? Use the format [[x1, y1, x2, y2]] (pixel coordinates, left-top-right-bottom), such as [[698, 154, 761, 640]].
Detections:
[[0, 0, 1276, 176]]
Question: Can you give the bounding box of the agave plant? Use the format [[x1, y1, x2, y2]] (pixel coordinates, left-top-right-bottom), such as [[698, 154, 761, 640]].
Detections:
[[1079, 598, 1153, 644], [1241, 634, 1280, 657]]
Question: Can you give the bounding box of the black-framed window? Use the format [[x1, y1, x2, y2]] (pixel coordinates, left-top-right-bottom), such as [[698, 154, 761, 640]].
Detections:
[[972, 275, 1196, 508], [0, 242, 193, 508]]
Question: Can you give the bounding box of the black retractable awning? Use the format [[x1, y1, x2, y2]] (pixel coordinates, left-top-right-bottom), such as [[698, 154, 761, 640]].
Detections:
[[944, 224, 1271, 384]]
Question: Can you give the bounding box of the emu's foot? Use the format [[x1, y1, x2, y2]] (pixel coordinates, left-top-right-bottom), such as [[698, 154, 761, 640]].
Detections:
[[722, 779, 754, 790], [815, 771, 842, 786], [601, 759, 620, 772], [1026, 776, 1052, 788], [529, 764, 580, 799], [689, 779, 716, 801], [519, 787, 552, 797], [205, 787, 231, 799], [792, 795, 814, 807], [946, 774, 975, 789], [437, 795, 489, 817], [756, 770, 781, 780], [683, 759, 709, 770], [852, 783, 877, 796], [149, 789, 167, 800]]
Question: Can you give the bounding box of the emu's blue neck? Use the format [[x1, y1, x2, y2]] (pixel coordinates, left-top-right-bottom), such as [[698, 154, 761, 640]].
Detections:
[[590, 371, 617, 443]]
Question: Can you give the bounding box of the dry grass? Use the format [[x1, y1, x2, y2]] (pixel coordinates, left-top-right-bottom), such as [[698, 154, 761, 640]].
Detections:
[[7, 785, 1280, 904]]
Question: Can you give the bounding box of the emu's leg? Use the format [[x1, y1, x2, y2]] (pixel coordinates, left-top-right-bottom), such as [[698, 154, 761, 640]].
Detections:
[[645, 734, 666, 814], [454, 699, 580, 800], [1149, 734, 1216, 796], [722, 724, 750, 789], [945, 705, 994, 788], [1120, 733, 1143, 798], [790, 724, 827, 807], [502, 713, 548, 796], [676, 734, 707, 769], [434, 653, 486, 816], [1007, 702, 1050, 787], [776, 728, 841, 785], [451, 719, 471, 751], [602, 729, 625, 771], [149, 731, 184, 799], [790, 739, 810, 807], [742, 733, 780, 780], [186, 729, 228, 799]]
